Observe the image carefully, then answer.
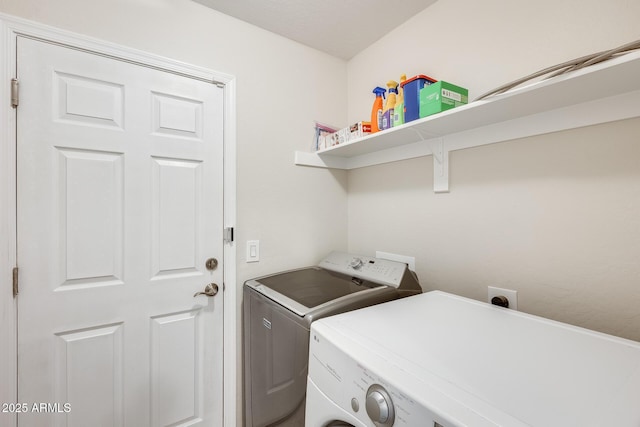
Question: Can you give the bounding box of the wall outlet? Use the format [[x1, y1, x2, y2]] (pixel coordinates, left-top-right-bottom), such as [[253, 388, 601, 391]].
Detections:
[[488, 286, 518, 310], [375, 251, 416, 271]]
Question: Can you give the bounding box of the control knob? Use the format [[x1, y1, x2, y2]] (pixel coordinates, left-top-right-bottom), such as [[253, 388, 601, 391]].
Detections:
[[365, 384, 395, 426], [350, 257, 364, 270]]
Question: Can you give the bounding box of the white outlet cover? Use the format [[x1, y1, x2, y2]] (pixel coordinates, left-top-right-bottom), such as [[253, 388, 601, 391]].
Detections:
[[488, 286, 518, 310], [375, 251, 416, 272]]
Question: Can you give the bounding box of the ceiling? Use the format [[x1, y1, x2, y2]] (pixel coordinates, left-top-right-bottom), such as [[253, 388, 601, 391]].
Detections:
[[192, 0, 439, 60]]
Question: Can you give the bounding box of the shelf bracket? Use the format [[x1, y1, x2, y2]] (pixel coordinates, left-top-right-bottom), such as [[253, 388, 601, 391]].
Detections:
[[411, 129, 449, 193], [411, 128, 443, 164], [429, 138, 449, 193]]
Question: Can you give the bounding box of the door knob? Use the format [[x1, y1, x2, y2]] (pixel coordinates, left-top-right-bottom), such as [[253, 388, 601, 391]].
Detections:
[[205, 257, 218, 271], [194, 283, 219, 297]]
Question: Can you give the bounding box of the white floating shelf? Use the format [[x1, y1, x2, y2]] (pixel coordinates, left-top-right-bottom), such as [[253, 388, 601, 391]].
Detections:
[[295, 50, 640, 192]]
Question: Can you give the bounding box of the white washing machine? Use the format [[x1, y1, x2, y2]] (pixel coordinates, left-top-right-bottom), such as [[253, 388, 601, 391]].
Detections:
[[306, 291, 640, 427]]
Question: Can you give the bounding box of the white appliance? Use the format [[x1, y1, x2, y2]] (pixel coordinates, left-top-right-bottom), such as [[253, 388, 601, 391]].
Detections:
[[306, 291, 640, 426]]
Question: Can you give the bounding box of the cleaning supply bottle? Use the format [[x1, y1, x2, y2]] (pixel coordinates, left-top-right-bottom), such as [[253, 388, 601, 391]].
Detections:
[[393, 74, 406, 127], [382, 80, 398, 130], [370, 87, 386, 133]]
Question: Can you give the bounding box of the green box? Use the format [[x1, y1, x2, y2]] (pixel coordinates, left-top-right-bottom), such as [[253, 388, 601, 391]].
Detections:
[[419, 81, 468, 118]]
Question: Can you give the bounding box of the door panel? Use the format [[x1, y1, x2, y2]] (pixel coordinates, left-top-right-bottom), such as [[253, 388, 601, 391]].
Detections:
[[57, 147, 124, 287], [150, 310, 202, 426], [17, 36, 224, 427], [55, 323, 124, 426], [151, 157, 202, 277], [55, 71, 125, 129]]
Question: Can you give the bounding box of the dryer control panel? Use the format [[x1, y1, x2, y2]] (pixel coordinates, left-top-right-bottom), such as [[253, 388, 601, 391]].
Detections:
[[319, 251, 410, 288]]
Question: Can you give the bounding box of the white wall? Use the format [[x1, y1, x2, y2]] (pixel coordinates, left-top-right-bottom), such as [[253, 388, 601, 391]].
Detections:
[[0, 0, 349, 271], [348, 0, 640, 120], [0, 0, 349, 424], [347, 0, 640, 341]]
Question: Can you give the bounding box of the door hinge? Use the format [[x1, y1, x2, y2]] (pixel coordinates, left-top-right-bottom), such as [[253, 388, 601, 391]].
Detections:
[[11, 78, 19, 108], [12, 267, 18, 297], [223, 227, 234, 243]]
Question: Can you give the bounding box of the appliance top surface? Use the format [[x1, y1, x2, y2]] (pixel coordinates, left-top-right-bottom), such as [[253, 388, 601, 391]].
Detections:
[[245, 252, 421, 316], [251, 267, 381, 309], [313, 291, 640, 426]]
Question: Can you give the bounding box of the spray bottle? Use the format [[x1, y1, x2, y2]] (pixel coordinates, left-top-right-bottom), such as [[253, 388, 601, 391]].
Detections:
[[382, 80, 398, 130], [393, 74, 406, 127], [370, 87, 386, 133]]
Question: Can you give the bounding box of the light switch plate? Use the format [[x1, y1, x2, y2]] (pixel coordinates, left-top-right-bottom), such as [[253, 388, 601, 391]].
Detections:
[[246, 240, 260, 263]]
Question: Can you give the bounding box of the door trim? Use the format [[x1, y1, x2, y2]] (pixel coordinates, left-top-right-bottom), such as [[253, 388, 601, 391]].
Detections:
[[0, 13, 237, 427]]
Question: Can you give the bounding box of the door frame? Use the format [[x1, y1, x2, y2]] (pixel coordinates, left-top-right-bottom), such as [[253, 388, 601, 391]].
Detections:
[[0, 13, 238, 427]]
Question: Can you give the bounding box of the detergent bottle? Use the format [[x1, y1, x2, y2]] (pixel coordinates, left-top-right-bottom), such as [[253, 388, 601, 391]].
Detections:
[[393, 74, 406, 127], [370, 87, 386, 133], [382, 80, 398, 130]]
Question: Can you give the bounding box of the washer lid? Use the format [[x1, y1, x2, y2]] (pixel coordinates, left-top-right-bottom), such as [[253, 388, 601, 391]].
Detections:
[[254, 268, 379, 314]]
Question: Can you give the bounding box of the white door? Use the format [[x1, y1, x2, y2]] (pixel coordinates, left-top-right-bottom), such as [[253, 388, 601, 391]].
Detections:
[[16, 36, 224, 426]]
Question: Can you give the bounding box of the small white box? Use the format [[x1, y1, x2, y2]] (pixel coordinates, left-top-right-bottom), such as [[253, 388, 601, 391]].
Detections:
[[347, 121, 371, 141]]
